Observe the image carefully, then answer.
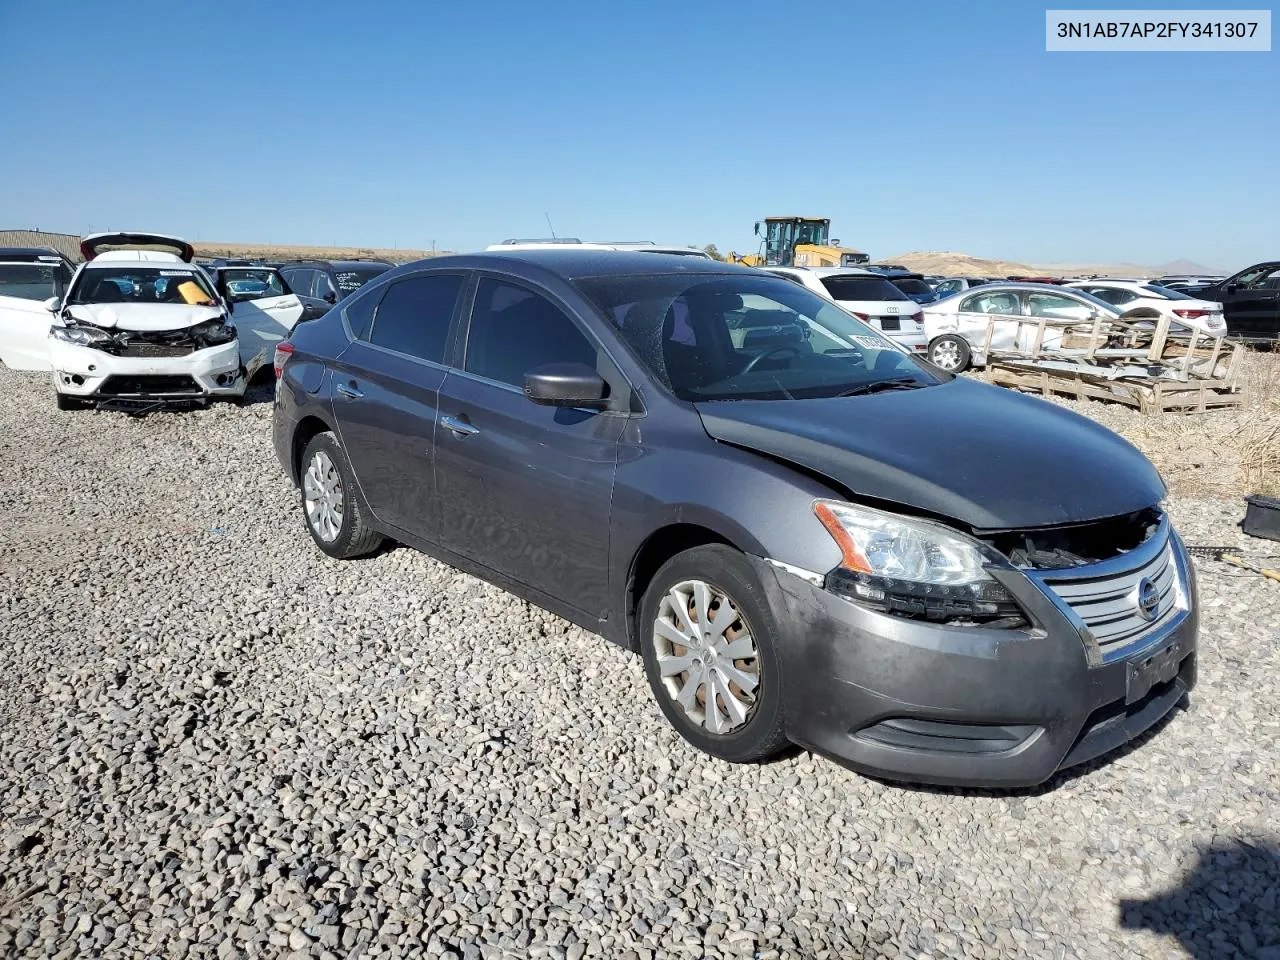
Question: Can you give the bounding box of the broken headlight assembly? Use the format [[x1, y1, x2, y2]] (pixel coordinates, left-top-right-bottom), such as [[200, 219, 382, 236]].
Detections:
[[814, 499, 1027, 625], [49, 324, 113, 348], [189, 319, 237, 346]]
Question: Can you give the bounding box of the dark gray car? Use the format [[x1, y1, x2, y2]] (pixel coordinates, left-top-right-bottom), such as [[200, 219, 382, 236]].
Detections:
[[272, 251, 1199, 788]]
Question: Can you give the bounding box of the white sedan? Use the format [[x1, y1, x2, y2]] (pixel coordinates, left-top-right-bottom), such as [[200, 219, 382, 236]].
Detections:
[[922, 283, 1118, 371], [1065, 280, 1227, 338], [761, 266, 928, 354]]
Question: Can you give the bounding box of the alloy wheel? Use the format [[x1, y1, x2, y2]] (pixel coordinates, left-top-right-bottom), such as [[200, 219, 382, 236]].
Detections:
[[652, 579, 761, 735], [303, 450, 345, 542], [931, 339, 963, 370]]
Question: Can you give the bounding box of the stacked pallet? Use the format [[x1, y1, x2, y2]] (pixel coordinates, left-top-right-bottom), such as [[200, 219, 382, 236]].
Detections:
[[978, 313, 1245, 413]]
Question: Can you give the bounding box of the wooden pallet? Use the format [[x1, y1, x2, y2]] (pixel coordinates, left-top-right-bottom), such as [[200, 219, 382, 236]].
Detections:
[[982, 362, 1244, 413]]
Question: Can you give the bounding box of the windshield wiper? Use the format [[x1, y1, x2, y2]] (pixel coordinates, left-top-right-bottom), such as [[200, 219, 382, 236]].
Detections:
[[833, 377, 929, 398]]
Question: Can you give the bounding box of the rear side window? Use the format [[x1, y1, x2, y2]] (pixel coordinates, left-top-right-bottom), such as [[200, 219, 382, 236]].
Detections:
[[465, 278, 597, 388], [344, 285, 384, 340], [820, 276, 908, 301], [1087, 287, 1136, 306], [284, 269, 312, 296], [368, 273, 463, 363], [892, 278, 933, 296]]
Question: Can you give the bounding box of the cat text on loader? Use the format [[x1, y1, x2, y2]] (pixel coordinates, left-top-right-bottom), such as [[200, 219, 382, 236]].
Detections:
[[730, 217, 869, 268]]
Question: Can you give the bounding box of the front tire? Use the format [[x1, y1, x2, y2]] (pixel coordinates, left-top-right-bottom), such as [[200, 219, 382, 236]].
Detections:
[[639, 545, 788, 762], [55, 392, 88, 411], [928, 334, 972, 372], [299, 431, 384, 559]]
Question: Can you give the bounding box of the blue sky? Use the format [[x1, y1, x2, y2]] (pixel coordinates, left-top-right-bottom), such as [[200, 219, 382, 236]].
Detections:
[[1, 1, 1275, 267]]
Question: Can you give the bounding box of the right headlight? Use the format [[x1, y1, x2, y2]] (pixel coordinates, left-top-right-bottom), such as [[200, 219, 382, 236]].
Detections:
[[813, 499, 1026, 624], [49, 324, 112, 347]]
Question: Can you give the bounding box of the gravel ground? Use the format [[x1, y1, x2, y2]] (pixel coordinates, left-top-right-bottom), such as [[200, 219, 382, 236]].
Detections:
[[1, 365, 1278, 960]]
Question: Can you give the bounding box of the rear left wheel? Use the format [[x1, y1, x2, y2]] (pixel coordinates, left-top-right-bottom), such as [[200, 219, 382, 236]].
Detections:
[[639, 545, 788, 762], [299, 431, 384, 559]]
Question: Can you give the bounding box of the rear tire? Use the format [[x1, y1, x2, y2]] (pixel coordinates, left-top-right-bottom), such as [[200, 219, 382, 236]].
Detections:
[[299, 431, 384, 559], [928, 334, 971, 372], [639, 545, 788, 763]]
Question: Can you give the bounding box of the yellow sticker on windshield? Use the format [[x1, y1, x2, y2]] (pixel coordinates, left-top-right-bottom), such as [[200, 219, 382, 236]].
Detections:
[[177, 281, 214, 305]]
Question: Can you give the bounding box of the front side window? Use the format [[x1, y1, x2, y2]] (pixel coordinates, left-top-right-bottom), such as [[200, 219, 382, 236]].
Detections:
[[960, 291, 1019, 315], [68, 267, 217, 305], [465, 279, 598, 387], [312, 271, 338, 300], [221, 268, 288, 302], [368, 273, 463, 363], [0, 263, 61, 301], [576, 274, 936, 402]]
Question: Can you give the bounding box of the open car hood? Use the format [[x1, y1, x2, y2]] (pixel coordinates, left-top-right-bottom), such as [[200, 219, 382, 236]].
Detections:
[[81, 232, 195, 263], [65, 303, 225, 331], [694, 377, 1165, 531]]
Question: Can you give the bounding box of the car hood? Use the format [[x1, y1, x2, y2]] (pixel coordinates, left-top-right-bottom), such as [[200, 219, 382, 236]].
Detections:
[[65, 302, 225, 331], [694, 378, 1165, 530]]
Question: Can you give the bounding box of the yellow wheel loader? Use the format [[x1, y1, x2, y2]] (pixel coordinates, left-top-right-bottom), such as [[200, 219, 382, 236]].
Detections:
[[729, 217, 869, 268]]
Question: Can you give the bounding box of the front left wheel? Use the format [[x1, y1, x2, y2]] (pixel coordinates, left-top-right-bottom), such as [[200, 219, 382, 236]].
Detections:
[[299, 431, 384, 559], [55, 392, 89, 411], [639, 545, 788, 763]]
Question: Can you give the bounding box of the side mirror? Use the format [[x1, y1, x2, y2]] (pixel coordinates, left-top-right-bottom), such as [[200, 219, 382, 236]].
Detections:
[[523, 362, 609, 408], [323, 291, 337, 304], [754, 222, 760, 237], [44, 296, 61, 313], [1225, 283, 1239, 294]]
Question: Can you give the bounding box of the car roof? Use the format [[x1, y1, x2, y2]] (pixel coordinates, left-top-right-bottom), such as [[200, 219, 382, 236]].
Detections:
[[277, 259, 394, 268], [411, 249, 752, 280], [0, 246, 69, 259]]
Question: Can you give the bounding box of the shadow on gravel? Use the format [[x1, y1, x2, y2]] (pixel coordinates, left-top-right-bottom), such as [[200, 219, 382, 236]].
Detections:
[[1119, 837, 1280, 958]]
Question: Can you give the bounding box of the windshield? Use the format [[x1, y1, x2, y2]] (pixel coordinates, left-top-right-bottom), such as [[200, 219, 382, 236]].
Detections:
[[69, 267, 217, 306], [334, 266, 390, 294], [575, 274, 938, 402], [221, 268, 289, 301], [820, 276, 909, 302], [0, 262, 68, 301]]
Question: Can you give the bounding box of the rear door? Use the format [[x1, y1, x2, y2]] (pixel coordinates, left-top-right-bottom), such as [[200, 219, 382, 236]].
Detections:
[[433, 274, 626, 619], [329, 270, 467, 539], [0, 260, 68, 370]]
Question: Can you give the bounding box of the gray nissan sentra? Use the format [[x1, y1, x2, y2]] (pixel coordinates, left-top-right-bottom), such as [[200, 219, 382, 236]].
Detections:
[[271, 250, 1198, 788]]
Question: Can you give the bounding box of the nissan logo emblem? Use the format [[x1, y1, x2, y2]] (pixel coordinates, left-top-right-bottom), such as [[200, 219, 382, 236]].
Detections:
[[1136, 577, 1160, 621]]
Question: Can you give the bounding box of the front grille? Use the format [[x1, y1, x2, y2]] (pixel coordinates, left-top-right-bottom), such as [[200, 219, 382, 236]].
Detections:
[[1040, 535, 1181, 657], [98, 375, 201, 397], [114, 342, 194, 358]]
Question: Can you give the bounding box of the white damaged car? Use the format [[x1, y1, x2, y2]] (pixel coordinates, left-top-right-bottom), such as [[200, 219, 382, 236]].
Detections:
[[48, 233, 246, 410]]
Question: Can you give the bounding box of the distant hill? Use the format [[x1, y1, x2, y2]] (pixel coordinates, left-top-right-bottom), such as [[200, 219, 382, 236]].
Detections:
[[194, 241, 443, 264], [885, 251, 1037, 276], [1157, 258, 1226, 276]]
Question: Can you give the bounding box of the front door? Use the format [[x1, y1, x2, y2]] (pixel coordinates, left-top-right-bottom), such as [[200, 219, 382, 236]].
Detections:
[[329, 271, 467, 540], [217, 269, 306, 375], [434, 276, 625, 619], [0, 261, 68, 370], [1216, 263, 1280, 341]]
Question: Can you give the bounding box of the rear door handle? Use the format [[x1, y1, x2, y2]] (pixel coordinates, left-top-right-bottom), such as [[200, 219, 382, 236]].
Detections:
[[439, 414, 479, 437], [336, 383, 363, 399]]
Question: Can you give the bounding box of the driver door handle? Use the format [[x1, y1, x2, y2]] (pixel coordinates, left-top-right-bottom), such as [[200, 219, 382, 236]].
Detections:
[[439, 414, 479, 437]]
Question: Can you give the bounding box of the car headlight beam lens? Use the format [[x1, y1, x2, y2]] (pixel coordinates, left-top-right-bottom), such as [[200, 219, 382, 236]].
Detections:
[[814, 499, 1025, 624]]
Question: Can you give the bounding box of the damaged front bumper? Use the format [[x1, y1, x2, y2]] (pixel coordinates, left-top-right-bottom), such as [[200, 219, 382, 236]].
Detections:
[[49, 338, 245, 405], [755, 525, 1199, 788]]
